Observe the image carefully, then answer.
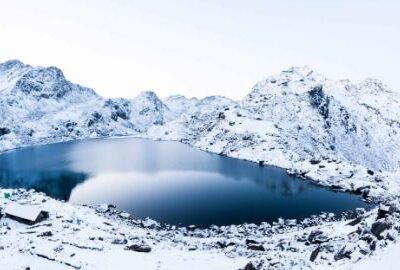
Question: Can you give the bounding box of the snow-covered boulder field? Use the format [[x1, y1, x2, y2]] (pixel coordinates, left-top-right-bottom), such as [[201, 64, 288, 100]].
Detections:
[[1, 59, 400, 269]]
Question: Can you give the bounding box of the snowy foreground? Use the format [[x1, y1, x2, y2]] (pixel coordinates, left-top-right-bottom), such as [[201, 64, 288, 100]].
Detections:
[[1, 60, 400, 269]]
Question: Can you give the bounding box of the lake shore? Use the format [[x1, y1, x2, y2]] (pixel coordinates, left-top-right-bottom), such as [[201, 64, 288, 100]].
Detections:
[[1, 187, 399, 270]]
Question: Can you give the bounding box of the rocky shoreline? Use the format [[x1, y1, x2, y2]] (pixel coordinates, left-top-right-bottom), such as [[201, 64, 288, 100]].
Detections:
[[1, 185, 400, 269]]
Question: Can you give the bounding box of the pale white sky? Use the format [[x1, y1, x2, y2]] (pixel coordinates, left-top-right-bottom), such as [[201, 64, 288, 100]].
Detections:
[[0, 0, 399, 99]]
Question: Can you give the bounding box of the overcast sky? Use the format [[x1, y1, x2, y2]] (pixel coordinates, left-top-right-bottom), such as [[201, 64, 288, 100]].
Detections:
[[0, 0, 399, 99]]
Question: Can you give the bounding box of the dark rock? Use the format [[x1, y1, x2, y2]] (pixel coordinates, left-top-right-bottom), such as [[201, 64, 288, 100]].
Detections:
[[258, 161, 265, 166], [370, 240, 377, 251], [246, 239, 259, 245], [354, 186, 370, 195], [242, 135, 251, 140], [112, 238, 127, 245], [247, 244, 265, 251], [310, 246, 321, 262], [360, 233, 375, 243], [309, 159, 321, 165], [377, 205, 390, 219], [371, 221, 390, 239], [331, 184, 344, 190], [125, 244, 151, 253], [38, 231, 53, 237], [0, 127, 10, 136], [347, 216, 363, 226], [188, 246, 198, 251], [244, 262, 257, 270], [308, 85, 330, 120], [367, 169, 374, 176], [334, 246, 352, 261], [111, 112, 118, 121], [308, 230, 329, 244], [105, 99, 131, 121], [217, 241, 235, 249], [87, 112, 103, 127], [218, 112, 225, 120]]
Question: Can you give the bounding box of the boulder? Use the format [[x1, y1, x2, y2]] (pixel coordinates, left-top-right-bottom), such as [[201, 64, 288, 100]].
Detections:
[[371, 221, 390, 239], [112, 238, 127, 245], [377, 205, 390, 218], [125, 244, 151, 253], [347, 216, 363, 226], [309, 159, 321, 165], [244, 262, 257, 270], [334, 244, 354, 261], [0, 127, 10, 136], [308, 230, 329, 244], [247, 244, 265, 251], [310, 246, 321, 262]]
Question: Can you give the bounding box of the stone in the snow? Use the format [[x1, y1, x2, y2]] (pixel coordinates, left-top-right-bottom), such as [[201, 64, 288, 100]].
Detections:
[[244, 262, 257, 270], [347, 216, 363, 226], [377, 205, 390, 218], [246, 239, 259, 245], [112, 238, 127, 245], [247, 244, 265, 251], [0, 127, 10, 136], [125, 244, 151, 253], [4, 203, 49, 225], [334, 245, 354, 261], [371, 221, 390, 239], [308, 230, 329, 244], [310, 246, 321, 262]]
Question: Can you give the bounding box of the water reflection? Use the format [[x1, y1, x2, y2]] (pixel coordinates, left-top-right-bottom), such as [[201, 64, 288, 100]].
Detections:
[[0, 138, 369, 226], [0, 170, 88, 201]]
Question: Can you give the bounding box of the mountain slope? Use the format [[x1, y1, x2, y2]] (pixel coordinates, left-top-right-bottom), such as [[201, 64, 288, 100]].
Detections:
[[243, 66, 400, 171], [0, 60, 175, 151]]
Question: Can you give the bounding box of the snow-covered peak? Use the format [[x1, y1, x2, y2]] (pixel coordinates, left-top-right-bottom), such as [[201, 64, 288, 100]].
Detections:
[[248, 66, 326, 100], [163, 95, 199, 115], [356, 78, 393, 94], [135, 90, 160, 100], [164, 94, 237, 116], [0, 59, 97, 99], [0, 59, 26, 71], [14, 66, 98, 99], [132, 91, 166, 113], [0, 59, 31, 93]]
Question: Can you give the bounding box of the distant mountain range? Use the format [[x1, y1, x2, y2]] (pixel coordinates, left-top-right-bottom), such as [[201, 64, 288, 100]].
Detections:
[[1, 59, 399, 200]]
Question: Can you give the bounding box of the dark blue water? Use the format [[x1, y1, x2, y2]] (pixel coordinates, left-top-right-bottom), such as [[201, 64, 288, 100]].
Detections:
[[0, 137, 368, 227]]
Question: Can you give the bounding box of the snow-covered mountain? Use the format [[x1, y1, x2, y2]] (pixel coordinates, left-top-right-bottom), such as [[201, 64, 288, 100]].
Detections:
[[243, 66, 400, 172], [1, 60, 399, 201], [0, 60, 175, 151]]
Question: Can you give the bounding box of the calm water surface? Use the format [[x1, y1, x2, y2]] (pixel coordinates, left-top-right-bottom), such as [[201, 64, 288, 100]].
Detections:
[[0, 137, 369, 227]]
